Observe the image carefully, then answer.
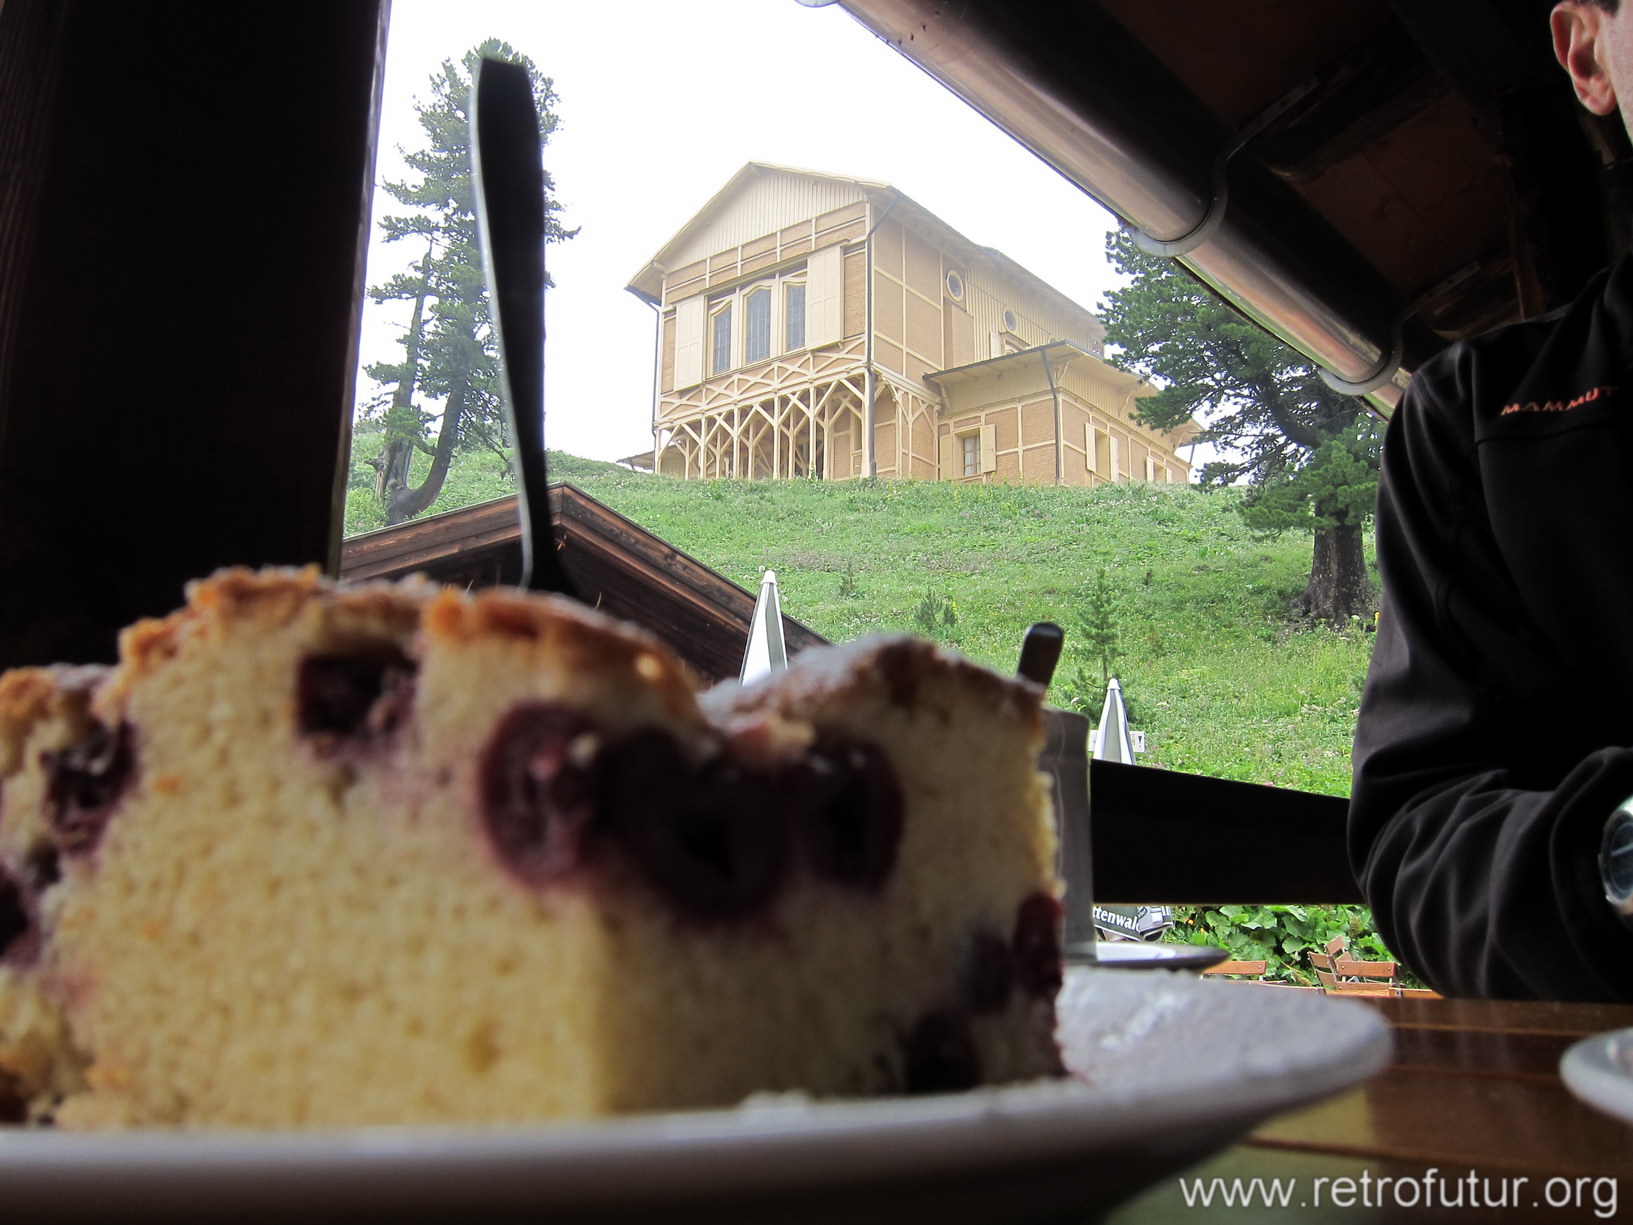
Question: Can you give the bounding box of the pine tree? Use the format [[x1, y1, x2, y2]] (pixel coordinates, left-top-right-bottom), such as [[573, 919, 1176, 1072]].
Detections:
[[1077, 567, 1121, 688], [364, 40, 574, 525], [1100, 230, 1380, 624]]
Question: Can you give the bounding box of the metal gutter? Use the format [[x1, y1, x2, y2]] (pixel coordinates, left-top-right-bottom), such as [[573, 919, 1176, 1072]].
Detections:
[[825, 0, 1412, 411], [1042, 346, 1063, 485], [643, 297, 661, 471]]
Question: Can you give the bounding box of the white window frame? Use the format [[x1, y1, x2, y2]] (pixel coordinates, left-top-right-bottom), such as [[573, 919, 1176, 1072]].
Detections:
[[943, 424, 998, 479], [709, 299, 734, 375], [744, 284, 773, 366]]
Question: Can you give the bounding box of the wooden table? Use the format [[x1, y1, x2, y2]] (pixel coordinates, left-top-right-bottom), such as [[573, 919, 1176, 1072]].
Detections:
[[1103, 995, 1633, 1222]]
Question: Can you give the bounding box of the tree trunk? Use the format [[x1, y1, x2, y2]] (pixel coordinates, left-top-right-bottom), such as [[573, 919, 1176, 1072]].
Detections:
[[1300, 522, 1372, 625], [385, 379, 466, 525], [378, 258, 432, 503]]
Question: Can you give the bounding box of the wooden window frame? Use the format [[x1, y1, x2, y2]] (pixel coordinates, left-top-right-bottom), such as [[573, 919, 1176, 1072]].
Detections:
[[698, 267, 811, 378], [744, 285, 772, 365], [783, 279, 806, 352], [710, 299, 734, 375]]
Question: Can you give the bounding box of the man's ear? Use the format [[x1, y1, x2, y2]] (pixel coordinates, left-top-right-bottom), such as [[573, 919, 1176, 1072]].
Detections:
[[1554, 3, 1620, 116]]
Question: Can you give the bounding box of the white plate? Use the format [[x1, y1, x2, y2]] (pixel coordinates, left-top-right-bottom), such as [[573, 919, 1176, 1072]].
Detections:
[[0, 969, 1390, 1224], [1561, 1027, 1633, 1125]]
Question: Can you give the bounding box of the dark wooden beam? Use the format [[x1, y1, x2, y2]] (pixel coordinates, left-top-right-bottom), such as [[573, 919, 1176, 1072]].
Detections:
[[0, 1, 387, 668], [1385, 0, 1537, 119], [1254, 27, 1446, 185], [341, 487, 828, 685], [1389, 0, 1618, 315], [341, 497, 526, 586]]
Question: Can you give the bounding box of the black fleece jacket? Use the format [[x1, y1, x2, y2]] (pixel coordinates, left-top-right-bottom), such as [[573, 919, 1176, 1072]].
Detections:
[[1351, 254, 1633, 1001]]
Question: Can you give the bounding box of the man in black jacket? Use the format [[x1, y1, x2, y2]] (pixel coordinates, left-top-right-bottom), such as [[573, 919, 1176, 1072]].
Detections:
[[1350, 0, 1633, 1000]]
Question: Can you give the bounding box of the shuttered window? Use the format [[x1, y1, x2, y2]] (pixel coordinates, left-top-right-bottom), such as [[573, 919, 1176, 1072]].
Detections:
[[673, 295, 705, 389], [806, 245, 842, 348], [942, 425, 998, 479]]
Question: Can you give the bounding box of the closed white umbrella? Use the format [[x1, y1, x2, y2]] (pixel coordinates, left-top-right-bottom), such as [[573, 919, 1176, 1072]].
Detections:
[[1093, 676, 1135, 764], [740, 569, 788, 683], [1088, 677, 1169, 942]]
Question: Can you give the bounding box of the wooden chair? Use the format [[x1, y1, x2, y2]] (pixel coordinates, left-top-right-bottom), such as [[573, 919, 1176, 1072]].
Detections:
[[1335, 956, 1399, 990], [1310, 941, 1394, 996], [1201, 959, 1268, 980], [1316, 972, 1396, 997]]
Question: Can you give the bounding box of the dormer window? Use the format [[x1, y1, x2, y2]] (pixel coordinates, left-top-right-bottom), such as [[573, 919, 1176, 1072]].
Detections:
[[672, 248, 840, 390], [700, 267, 816, 377]]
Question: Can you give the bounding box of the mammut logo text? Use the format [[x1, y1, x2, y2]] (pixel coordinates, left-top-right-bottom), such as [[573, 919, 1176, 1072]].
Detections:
[[1499, 385, 1616, 415]]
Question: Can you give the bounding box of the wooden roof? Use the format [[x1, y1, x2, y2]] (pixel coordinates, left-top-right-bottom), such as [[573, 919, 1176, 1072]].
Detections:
[[625, 161, 1112, 335], [340, 484, 828, 685]]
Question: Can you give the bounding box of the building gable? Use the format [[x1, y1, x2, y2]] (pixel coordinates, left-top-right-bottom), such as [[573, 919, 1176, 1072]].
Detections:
[[663, 168, 870, 274]]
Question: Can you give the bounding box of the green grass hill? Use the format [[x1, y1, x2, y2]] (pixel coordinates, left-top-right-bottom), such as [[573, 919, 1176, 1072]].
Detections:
[[347, 433, 1375, 799]]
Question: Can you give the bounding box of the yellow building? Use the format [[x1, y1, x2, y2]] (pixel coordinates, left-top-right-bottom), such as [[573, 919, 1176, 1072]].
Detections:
[[626, 163, 1199, 484]]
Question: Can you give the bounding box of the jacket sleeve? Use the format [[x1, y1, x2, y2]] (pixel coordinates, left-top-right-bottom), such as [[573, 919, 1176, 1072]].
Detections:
[[1350, 370, 1633, 1001]]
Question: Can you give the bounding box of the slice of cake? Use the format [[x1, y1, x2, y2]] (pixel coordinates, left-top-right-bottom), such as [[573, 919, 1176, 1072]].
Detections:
[[0, 568, 1063, 1129]]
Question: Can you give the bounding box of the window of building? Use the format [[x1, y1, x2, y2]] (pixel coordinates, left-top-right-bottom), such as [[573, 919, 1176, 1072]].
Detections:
[[784, 281, 806, 351], [1002, 308, 1017, 332], [700, 267, 813, 377], [1088, 425, 1115, 478], [946, 269, 964, 301], [944, 424, 996, 479], [745, 285, 772, 365], [710, 301, 733, 374]]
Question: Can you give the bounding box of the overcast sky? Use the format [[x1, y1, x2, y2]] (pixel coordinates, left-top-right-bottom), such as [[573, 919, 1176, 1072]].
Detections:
[[357, 0, 1123, 463]]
